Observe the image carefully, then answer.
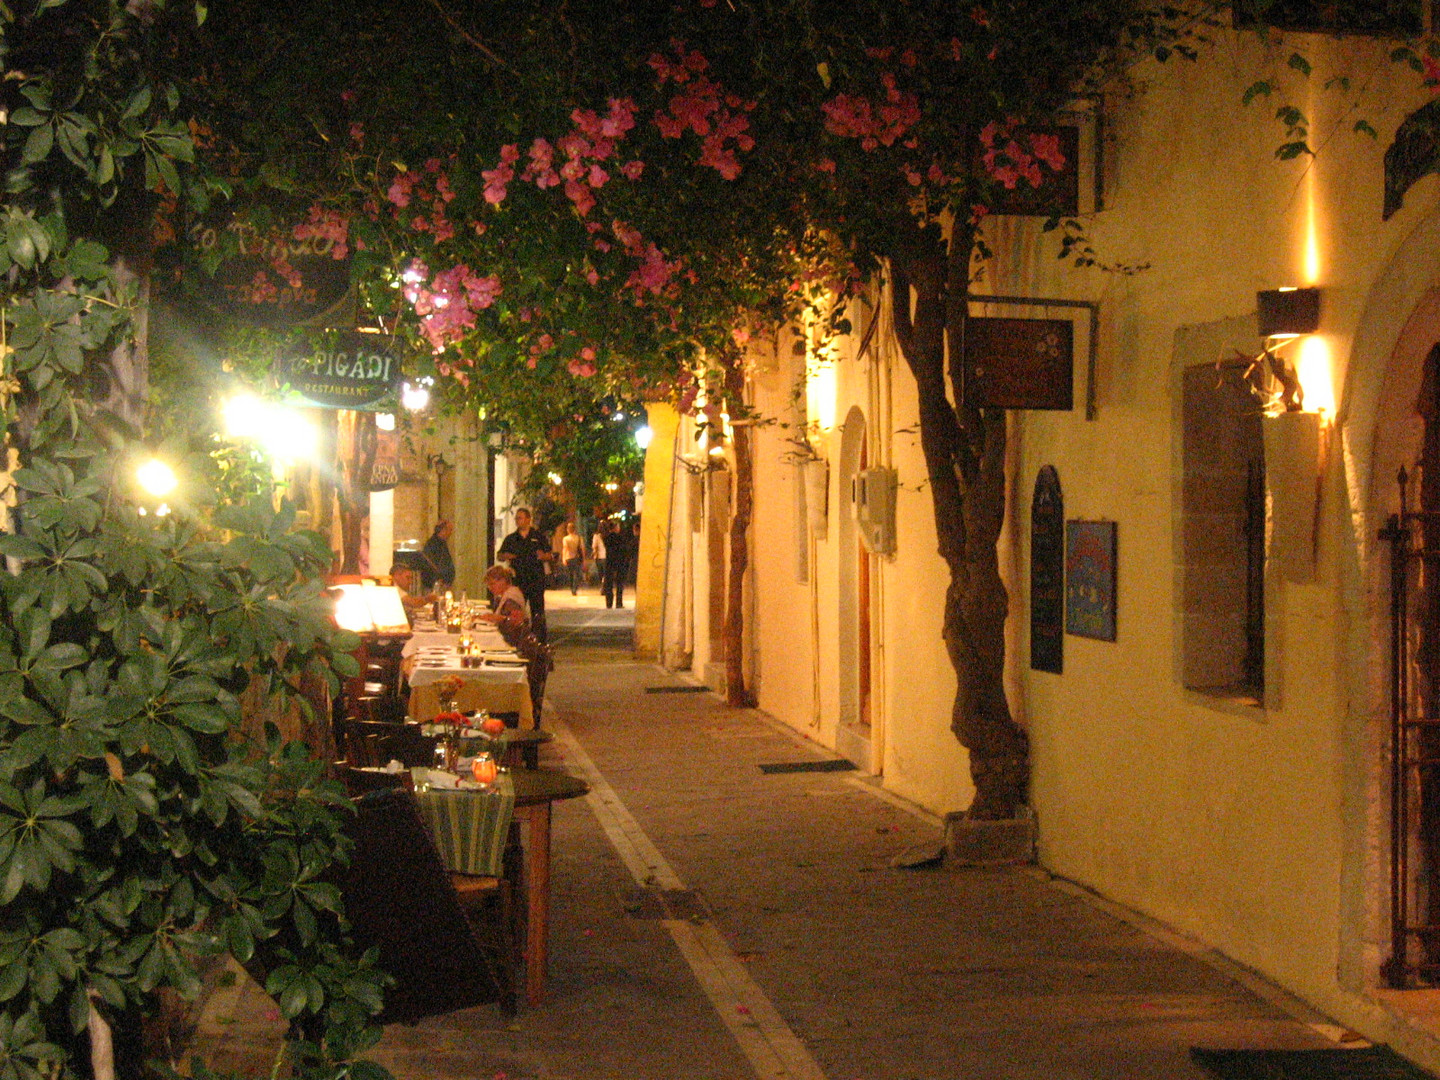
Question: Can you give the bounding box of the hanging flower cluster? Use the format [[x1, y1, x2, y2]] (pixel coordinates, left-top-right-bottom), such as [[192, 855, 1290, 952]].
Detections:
[[978, 119, 1065, 189], [401, 258, 503, 353], [820, 72, 921, 151], [291, 205, 353, 259], [648, 42, 756, 179], [386, 158, 459, 242]]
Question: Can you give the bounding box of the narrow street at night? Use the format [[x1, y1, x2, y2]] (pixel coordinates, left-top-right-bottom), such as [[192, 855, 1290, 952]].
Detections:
[[194, 595, 1345, 1080]]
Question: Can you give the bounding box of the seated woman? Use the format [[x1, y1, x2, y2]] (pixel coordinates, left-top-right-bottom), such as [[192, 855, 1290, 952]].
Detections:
[[479, 563, 553, 726]]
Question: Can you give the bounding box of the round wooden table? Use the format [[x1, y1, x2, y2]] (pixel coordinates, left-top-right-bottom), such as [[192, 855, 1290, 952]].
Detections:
[[508, 767, 589, 1005]]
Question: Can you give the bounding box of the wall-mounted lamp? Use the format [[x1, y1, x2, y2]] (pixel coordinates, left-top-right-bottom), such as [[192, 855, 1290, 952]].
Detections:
[[1255, 286, 1326, 583], [1257, 287, 1320, 341]]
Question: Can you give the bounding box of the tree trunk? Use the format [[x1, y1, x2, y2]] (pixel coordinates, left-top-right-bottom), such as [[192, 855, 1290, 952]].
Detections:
[[889, 221, 1029, 820], [723, 357, 757, 707]]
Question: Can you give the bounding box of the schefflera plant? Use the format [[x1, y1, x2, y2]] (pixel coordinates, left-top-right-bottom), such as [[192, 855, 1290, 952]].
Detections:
[[0, 261, 392, 1079]]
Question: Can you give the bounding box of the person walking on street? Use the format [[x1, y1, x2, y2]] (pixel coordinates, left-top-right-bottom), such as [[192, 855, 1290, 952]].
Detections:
[[604, 519, 637, 609], [497, 507, 553, 642], [590, 523, 607, 590], [419, 519, 455, 592], [561, 522, 583, 595]]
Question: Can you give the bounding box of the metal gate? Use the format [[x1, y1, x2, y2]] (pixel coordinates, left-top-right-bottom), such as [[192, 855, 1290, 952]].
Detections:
[[1382, 465, 1440, 987]]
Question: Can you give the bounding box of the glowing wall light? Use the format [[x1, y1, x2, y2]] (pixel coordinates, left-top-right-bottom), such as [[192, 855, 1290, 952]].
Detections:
[[807, 361, 837, 432], [1295, 335, 1335, 416]]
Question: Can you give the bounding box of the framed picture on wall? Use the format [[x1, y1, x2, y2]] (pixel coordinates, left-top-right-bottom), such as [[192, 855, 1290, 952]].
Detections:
[[1065, 520, 1117, 642]]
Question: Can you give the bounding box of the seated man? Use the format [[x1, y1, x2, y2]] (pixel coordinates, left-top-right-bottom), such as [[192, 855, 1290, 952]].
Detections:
[[390, 565, 438, 619]]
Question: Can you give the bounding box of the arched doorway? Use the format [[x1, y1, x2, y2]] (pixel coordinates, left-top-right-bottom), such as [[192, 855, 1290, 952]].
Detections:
[[836, 405, 876, 770], [1341, 207, 1440, 992]]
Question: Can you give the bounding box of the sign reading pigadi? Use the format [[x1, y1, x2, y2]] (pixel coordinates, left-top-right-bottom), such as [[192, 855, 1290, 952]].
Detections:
[[281, 331, 402, 411]]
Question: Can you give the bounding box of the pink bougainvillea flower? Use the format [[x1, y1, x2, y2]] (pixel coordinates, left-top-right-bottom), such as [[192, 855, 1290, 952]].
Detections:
[[1028, 131, 1066, 171], [620, 159, 645, 180]]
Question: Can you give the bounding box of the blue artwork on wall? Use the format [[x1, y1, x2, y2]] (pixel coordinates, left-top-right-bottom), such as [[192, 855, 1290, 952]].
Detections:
[[1065, 520, 1116, 642]]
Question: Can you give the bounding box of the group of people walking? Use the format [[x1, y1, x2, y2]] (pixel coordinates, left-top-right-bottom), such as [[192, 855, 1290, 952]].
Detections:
[[496, 510, 638, 644]]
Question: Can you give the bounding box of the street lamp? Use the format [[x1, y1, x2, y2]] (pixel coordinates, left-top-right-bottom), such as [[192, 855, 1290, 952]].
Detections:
[[634, 425, 653, 450]]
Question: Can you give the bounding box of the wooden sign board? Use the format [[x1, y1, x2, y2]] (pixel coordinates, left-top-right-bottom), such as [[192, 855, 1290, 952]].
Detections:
[[963, 317, 1074, 411], [188, 210, 352, 328], [1030, 466, 1064, 674], [281, 331, 402, 412]]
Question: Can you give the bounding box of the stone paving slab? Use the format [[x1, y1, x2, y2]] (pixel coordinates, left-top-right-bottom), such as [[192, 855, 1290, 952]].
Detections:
[[193, 652, 1342, 1080]]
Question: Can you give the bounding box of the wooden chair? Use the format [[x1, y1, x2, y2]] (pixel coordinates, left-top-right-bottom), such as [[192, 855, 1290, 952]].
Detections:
[[338, 788, 502, 1023], [339, 719, 437, 768], [338, 764, 414, 797]]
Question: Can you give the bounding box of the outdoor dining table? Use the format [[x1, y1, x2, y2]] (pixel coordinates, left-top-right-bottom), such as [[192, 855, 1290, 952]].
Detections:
[[510, 766, 590, 1005], [410, 764, 589, 1006], [402, 628, 534, 727]]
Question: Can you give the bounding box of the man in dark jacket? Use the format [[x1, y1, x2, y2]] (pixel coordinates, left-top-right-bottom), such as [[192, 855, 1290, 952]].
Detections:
[[497, 508, 553, 641], [420, 520, 455, 592]]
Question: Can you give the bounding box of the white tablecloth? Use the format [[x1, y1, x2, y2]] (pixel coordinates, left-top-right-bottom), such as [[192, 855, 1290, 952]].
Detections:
[[403, 637, 533, 727]]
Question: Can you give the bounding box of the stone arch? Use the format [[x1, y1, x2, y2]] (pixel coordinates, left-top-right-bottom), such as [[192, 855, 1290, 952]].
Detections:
[[1339, 207, 1440, 988]]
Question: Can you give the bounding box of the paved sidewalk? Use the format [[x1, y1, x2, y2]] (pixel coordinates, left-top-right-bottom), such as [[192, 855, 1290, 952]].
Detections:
[[197, 647, 1346, 1079]]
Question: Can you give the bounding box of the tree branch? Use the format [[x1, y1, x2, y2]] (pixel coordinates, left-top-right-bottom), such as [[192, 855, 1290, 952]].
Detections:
[[422, 0, 516, 73]]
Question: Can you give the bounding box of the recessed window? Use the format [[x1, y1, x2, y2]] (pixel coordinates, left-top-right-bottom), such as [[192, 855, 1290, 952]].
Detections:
[[1180, 364, 1266, 703]]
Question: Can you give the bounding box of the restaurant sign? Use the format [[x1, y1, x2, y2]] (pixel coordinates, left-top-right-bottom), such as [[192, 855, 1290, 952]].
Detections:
[[188, 209, 352, 328], [281, 331, 402, 412]]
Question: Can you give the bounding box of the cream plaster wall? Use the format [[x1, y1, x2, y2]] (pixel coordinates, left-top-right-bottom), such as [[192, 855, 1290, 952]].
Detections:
[[989, 32, 1440, 1045], [697, 26, 1440, 1054]]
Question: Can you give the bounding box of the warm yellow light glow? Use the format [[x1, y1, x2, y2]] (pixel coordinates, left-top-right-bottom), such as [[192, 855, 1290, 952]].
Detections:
[[401, 381, 431, 411], [1296, 335, 1335, 416], [807, 361, 837, 432], [547, 471, 563, 486], [634, 425, 653, 450], [375, 412, 396, 431], [222, 393, 267, 440], [136, 458, 177, 498], [261, 412, 320, 464]]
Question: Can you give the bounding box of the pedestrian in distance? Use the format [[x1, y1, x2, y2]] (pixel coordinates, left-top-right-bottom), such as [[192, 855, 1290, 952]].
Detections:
[[419, 519, 455, 592], [589, 523, 607, 589], [561, 522, 583, 595]]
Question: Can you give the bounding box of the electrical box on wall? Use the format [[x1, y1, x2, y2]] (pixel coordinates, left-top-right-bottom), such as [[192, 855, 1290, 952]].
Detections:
[[852, 467, 897, 555]]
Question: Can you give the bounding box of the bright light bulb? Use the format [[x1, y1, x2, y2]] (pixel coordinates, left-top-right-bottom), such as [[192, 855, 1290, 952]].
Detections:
[[402, 382, 431, 411], [548, 472, 563, 486], [635, 425, 653, 450], [136, 458, 177, 498], [376, 412, 396, 431]]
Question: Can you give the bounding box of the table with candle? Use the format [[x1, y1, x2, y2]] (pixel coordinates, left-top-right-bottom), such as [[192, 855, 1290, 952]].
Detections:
[[402, 628, 534, 727], [410, 764, 589, 1006]]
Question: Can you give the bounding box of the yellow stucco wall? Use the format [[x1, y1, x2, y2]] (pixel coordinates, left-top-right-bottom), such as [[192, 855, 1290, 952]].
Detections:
[[736, 27, 1440, 1065], [635, 402, 681, 661]]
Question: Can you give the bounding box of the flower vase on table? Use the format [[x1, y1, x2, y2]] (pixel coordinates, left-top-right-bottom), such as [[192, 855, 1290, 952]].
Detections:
[[433, 674, 467, 771]]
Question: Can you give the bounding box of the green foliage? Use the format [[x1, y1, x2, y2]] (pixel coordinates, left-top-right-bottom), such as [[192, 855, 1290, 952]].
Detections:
[[1, 2, 393, 1077]]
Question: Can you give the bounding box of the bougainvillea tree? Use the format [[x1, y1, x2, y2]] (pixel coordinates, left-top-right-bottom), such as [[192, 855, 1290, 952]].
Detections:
[[174, 0, 1225, 813]]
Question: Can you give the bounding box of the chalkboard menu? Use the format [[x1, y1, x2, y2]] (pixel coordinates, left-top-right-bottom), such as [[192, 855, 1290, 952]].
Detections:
[[1030, 466, 1064, 674]]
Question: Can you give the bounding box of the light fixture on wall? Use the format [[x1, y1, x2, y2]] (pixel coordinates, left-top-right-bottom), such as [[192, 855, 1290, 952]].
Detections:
[[1254, 286, 1326, 584], [1256, 287, 1320, 341]]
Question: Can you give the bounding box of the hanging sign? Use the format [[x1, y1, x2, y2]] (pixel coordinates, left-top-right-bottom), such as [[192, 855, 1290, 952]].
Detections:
[[1030, 466, 1064, 674], [368, 427, 401, 492], [281, 331, 402, 412], [187, 208, 352, 327], [963, 316, 1074, 410]]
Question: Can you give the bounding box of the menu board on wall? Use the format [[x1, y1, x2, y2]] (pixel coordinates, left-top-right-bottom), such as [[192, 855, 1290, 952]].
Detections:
[[1030, 466, 1064, 674]]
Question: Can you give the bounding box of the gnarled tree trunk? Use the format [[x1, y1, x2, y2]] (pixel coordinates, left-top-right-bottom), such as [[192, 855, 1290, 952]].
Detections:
[[889, 220, 1029, 820], [723, 356, 757, 708]]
